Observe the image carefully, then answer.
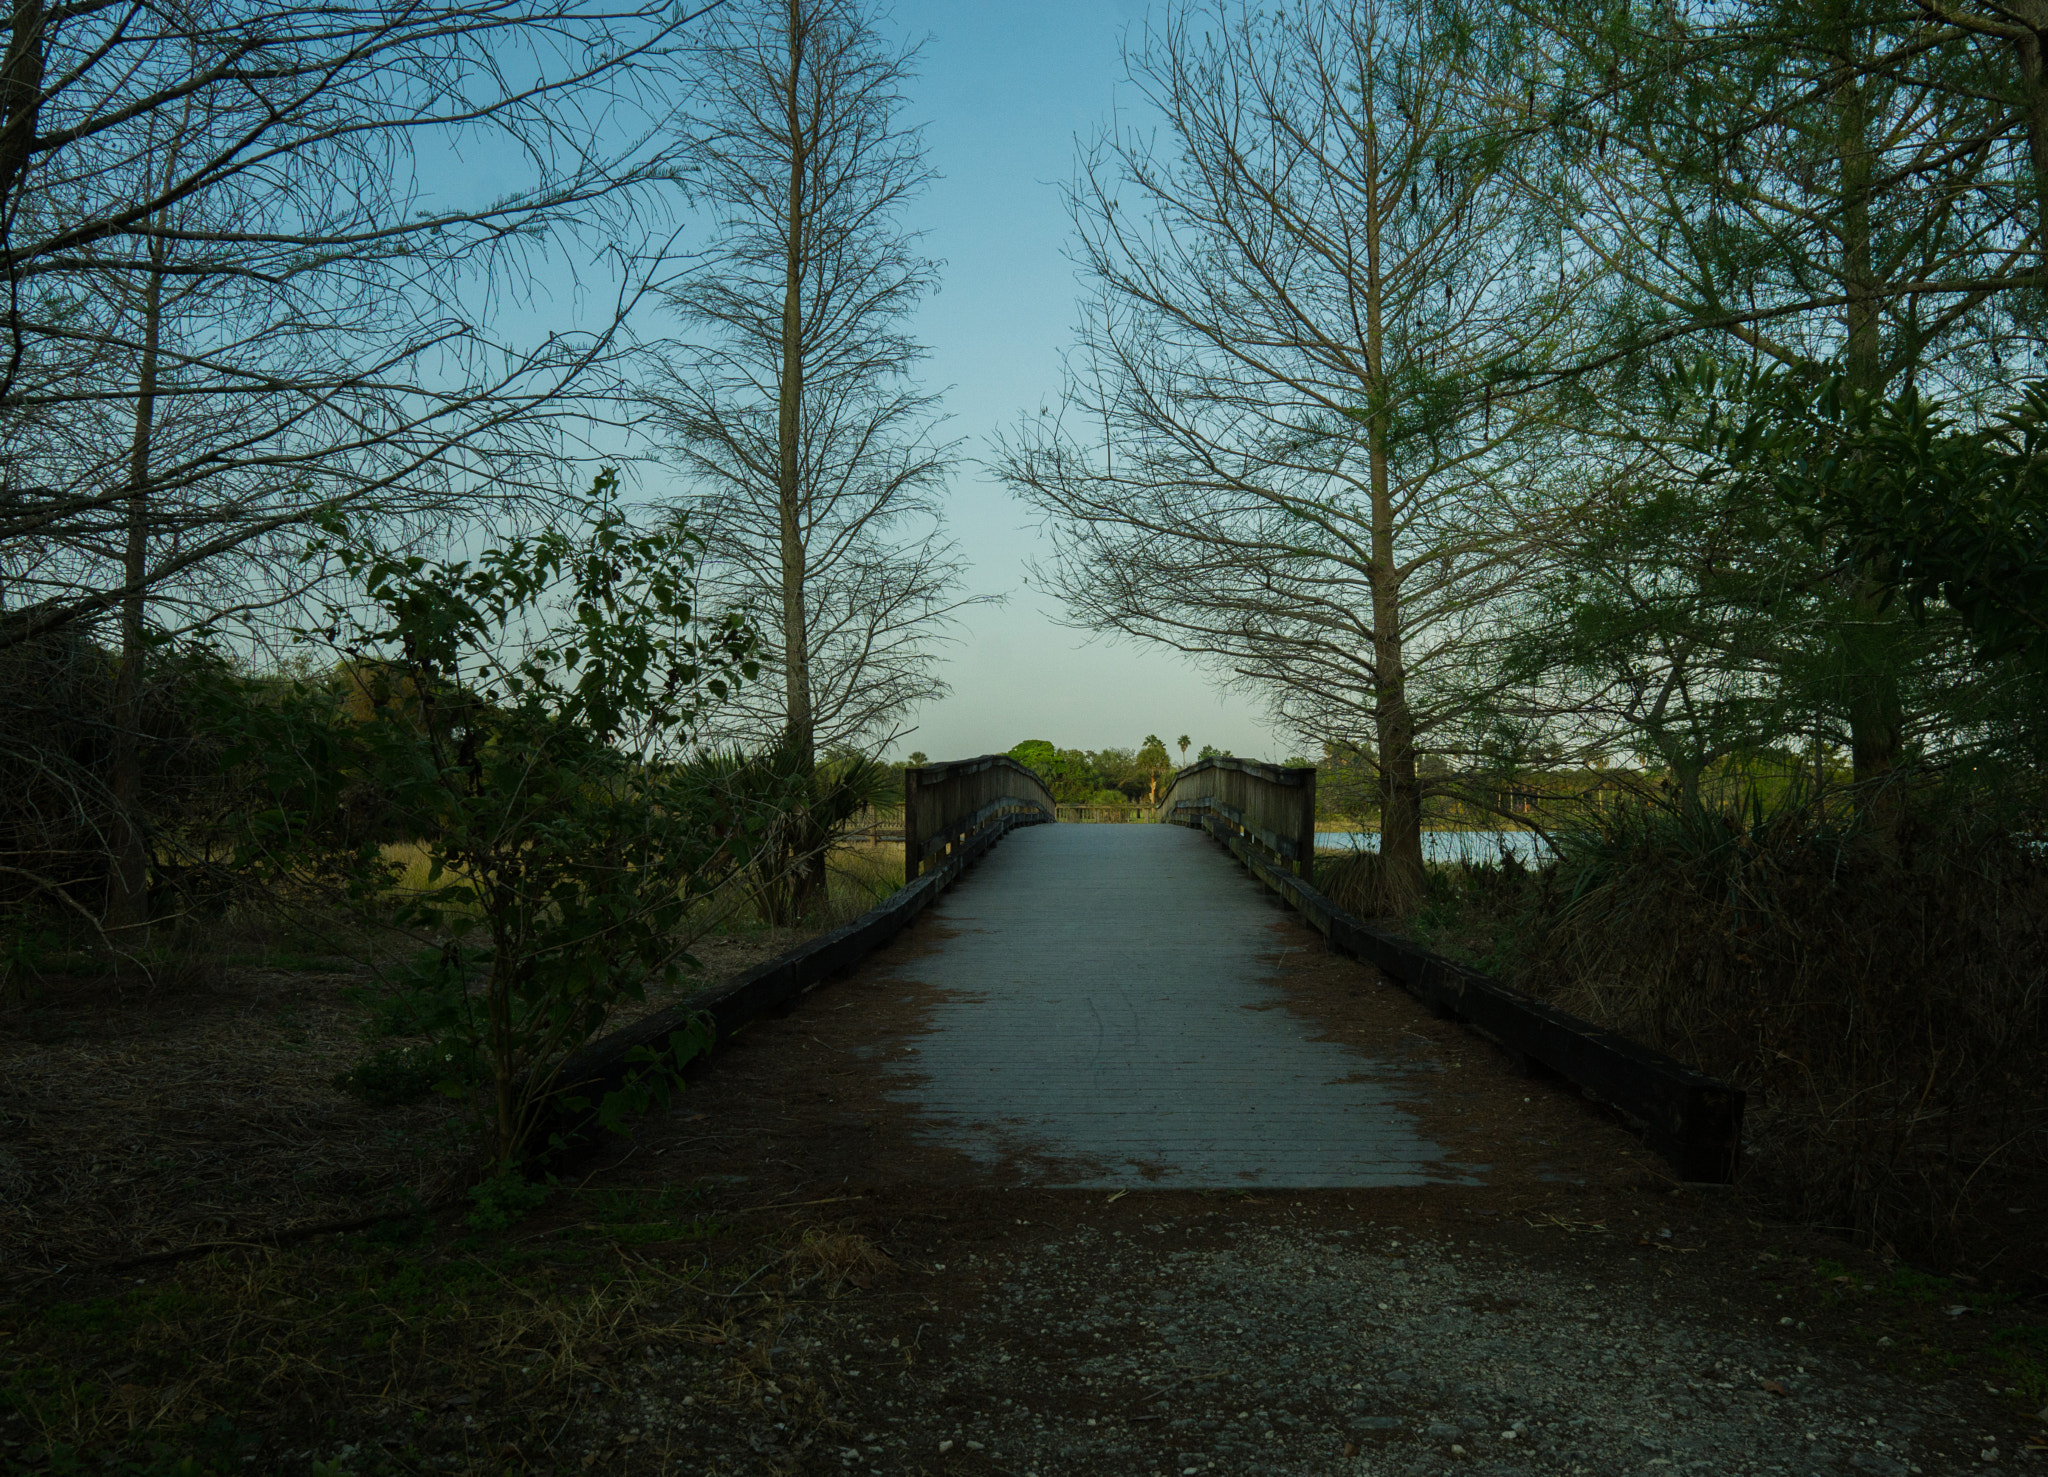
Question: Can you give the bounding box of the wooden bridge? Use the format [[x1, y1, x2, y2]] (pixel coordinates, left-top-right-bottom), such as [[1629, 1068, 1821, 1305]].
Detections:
[[563, 755, 1743, 1186]]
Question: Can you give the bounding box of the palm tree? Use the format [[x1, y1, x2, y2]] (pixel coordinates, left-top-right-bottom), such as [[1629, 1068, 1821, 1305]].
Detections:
[[1177, 734, 1191, 766], [1141, 733, 1168, 803]]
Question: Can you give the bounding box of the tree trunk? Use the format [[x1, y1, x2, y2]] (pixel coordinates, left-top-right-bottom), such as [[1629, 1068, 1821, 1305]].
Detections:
[[105, 245, 165, 946], [775, 1, 824, 922], [1833, 55, 1906, 820], [1360, 111, 1426, 915], [1372, 668, 1425, 914], [0, 0, 42, 199], [0, 0, 44, 400], [2009, 10, 2048, 268]]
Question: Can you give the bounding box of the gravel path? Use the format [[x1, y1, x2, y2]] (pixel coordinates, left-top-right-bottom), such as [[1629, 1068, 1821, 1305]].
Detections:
[[574, 1194, 2036, 1477], [879, 1216, 1989, 1477]]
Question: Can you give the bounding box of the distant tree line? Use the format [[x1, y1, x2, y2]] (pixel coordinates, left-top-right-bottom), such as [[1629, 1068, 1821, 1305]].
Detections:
[[1000, 737, 1172, 805]]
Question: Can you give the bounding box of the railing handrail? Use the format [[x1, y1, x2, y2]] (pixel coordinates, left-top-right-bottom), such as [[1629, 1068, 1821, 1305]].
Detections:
[[1160, 757, 1318, 878], [1171, 804, 1745, 1183], [1167, 754, 1313, 789], [903, 754, 1056, 879], [1053, 802, 1158, 821]]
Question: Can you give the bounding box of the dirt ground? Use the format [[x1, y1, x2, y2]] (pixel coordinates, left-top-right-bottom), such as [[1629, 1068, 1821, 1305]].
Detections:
[[0, 927, 812, 1280]]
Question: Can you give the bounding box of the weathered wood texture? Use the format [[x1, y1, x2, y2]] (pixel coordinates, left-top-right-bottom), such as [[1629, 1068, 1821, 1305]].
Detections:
[[1160, 756, 1317, 878], [878, 823, 1467, 1188], [535, 791, 1044, 1160], [903, 754, 1057, 881], [1167, 806, 1745, 1185]]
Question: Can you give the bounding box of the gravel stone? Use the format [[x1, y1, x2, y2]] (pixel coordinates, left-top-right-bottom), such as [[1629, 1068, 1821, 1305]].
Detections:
[[730, 1218, 2023, 1476]]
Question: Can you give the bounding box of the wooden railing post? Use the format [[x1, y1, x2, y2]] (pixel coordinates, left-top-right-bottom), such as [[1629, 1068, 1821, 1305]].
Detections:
[[898, 755, 1054, 880], [903, 765, 922, 882], [1296, 767, 1317, 879]]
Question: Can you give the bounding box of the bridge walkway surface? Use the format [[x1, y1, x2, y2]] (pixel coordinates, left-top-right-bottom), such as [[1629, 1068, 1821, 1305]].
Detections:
[[588, 812, 2012, 1477], [871, 822, 1478, 1189]]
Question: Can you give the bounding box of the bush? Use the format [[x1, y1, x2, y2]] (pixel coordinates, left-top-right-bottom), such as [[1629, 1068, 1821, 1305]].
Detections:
[[465, 1168, 554, 1231], [1515, 786, 2048, 1259], [1317, 850, 1406, 919], [227, 472, 762, 1169], [332, 1042, 478, 1107]]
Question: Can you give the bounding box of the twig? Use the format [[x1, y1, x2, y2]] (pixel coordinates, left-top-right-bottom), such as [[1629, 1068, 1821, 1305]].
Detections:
[[738, 1193, 866, 1215], [68, 1198, 462, 1275]]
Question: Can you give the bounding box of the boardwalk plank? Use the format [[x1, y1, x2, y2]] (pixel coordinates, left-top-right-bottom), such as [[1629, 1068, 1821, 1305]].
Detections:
[[878, 823, 1482, 1188]]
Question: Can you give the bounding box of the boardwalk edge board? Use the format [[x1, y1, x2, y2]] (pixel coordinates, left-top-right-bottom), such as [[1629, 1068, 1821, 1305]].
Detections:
[[534, 806, 1052, 1158], [1172, 810, 1746, 1186]]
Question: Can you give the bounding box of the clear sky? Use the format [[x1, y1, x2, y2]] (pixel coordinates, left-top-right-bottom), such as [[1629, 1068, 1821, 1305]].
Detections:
[[796, 1, 1289, 764]]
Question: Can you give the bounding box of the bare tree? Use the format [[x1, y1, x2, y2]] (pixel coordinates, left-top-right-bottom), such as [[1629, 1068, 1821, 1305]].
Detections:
[[0, 0, 719, 941], [651, 0, 971, 915], [999, 0, 1591, 907]]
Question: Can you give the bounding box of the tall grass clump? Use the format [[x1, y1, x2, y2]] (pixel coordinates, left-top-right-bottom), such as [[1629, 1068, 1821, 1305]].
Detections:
[[1518, 783, 2048, 1258], [1317, 848, 1403, 920]]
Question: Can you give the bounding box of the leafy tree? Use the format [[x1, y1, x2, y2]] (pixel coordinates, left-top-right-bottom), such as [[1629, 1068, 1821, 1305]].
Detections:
[[1006, 739, 1059, 775], [1496, 442, 1831, 810], [1137, 734, 1172, 800], [1758, 377, 2048, 672], [1514, 0, 2035, 803], [1500, 362, 2044, 805], [226, 472, 762, 1169]]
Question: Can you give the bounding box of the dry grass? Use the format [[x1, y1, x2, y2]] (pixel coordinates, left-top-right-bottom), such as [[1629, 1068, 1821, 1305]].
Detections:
[[0, 1185, 873, 1474], [691, 840, 904, 940], [784, 1227, 892, 1297], [1410, 789, 2048, 1265], [1314, 850, 1405, 920], [0, 967, 474, 1282]]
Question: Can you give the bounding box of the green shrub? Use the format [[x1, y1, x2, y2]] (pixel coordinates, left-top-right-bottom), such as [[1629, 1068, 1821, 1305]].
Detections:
[[342, 962, 456, 1040], [465, 1169, 554, 1231], [331, 1043, 475, 1107]]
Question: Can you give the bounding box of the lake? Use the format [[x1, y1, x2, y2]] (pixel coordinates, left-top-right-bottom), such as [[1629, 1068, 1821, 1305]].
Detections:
[[1314, 829, 1551, 866]]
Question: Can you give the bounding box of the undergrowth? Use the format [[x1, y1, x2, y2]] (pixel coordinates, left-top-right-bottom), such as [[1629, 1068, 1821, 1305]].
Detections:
[[712, 843, 904, 935], [0, 1184, 890, 1475], [1349, 781, 2048, 1268]]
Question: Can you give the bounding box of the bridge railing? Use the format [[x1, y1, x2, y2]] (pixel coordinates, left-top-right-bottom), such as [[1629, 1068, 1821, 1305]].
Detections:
[[1160, 756, 1318, 879], [1054, 803, 1157, 823], [903, 754, 1056, 880], [1161, 754, 1743, 1182]]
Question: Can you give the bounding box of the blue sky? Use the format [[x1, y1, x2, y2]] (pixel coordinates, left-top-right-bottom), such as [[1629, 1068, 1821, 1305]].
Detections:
[[728, 1, 1288, 763]]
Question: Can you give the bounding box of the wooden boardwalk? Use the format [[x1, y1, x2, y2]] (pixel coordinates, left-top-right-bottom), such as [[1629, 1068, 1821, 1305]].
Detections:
[[877, 822, 1483, 1188]]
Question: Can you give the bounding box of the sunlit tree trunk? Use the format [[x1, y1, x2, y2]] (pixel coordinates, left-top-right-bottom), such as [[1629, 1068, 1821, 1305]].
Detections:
[[1360, 113, 1424, 911], [656, 0, 960, 926], [774, 3, 825, 918]]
